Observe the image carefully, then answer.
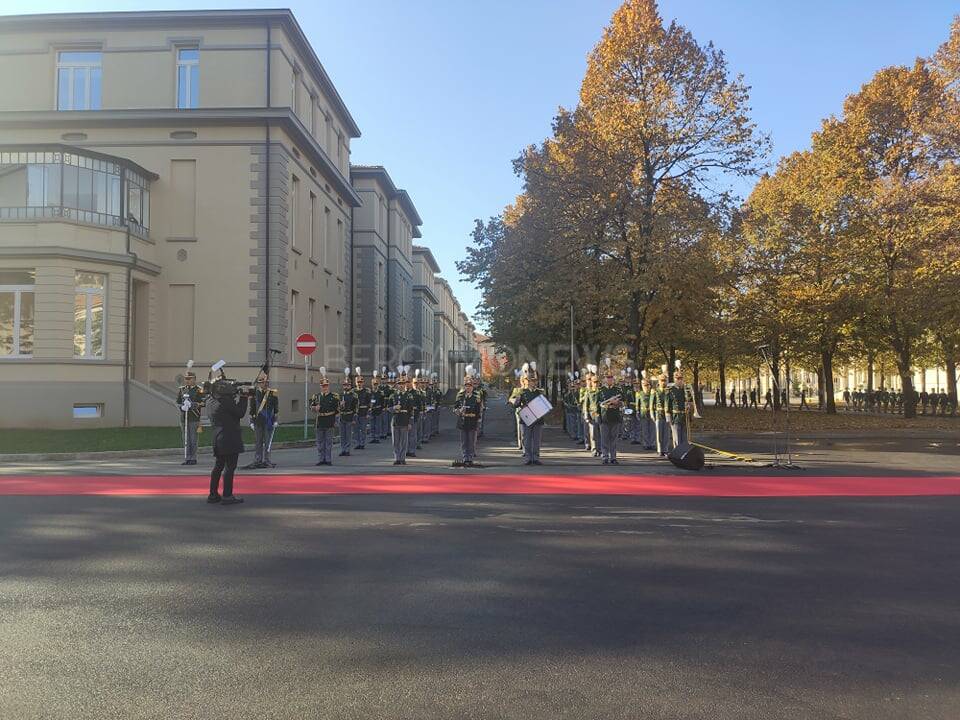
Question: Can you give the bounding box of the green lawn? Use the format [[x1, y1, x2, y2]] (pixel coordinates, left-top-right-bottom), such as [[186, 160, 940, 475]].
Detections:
[[0, 424, 313, 455]]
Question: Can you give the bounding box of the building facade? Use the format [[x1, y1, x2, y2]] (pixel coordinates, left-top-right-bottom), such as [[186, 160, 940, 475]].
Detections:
[[0, 9, 476, 428]]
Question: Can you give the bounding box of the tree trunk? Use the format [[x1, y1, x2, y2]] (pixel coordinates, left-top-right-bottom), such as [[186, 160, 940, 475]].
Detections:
[[816, 366, 824, 410], [692, 360, 701, 414], [718, 360, 727, 407], [896, 348, 916, 418], [771, 350, 782, 411], [821, 350, 837, 414], [866, 352, 874, 394], [668, 346, 677, 376], [941, 335, 958, 415]]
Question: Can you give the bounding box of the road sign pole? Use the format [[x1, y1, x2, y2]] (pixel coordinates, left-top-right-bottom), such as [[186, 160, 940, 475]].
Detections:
[[304, 354, 309, 440]]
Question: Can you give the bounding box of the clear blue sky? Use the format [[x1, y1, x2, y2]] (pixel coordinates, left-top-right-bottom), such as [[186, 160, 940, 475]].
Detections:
[[3, 0, 958, 328]]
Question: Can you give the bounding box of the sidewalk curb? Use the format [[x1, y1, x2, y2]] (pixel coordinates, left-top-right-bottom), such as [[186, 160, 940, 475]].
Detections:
[[2, 440, 315, 463]]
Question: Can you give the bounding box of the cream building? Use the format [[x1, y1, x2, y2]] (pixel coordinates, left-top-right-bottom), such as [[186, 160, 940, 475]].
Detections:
[[0, 9, 474, 429]]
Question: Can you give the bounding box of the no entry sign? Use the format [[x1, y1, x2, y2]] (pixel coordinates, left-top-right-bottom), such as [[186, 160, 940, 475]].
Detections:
[[295, 333, 317, 356]]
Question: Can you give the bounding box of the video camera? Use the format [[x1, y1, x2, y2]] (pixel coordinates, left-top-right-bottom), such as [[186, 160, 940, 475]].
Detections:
[[204, 353, 279, 400]]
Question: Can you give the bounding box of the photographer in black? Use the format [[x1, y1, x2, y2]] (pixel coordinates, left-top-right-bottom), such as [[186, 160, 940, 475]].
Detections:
[[205, 362, 249, 505]]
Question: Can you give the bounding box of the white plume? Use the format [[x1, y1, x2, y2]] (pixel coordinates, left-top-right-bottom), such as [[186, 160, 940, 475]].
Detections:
[[396, 366, 403, 375], [186, 359, 194, 369], [661, 364, 668, 374], [574, 371, 579, 379], [605, 356, 611, 368], [355, 366, 361, 375], [319, 366, 326, 375], [514, 368, 521, 378], [465, 364, 474, 375], [641, 369, 647, 379], [382, 366, 387, 374], [344, 367, 350, 377], [675, 359, 682, 369], [415, 368, 421, 377], [373, 370, 378, 377], [530, 361, 537, 371], [521, 362, 529, 373]]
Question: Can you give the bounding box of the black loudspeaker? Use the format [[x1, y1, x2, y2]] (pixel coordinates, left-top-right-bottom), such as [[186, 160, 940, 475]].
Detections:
[[668, 443, 705, 471]]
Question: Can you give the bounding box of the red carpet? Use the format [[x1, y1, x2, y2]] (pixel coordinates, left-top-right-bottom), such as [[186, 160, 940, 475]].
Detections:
[[1, 473, 958, 497]]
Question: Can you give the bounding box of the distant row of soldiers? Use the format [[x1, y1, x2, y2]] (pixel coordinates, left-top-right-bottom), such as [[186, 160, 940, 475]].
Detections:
[[309, 366, 444, 465], [561, 364, 695, 463], [843, 387, 956, 415]]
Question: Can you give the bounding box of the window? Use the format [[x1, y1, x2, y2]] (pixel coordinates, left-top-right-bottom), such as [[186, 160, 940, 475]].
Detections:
[[309, 192, 317, 260], [291, 67, 300, 113], [57, 51, 102, 110], [323, 206, 331, 269], [176, 47, 199, 109], [289, 290, 298, 359], [74, 271, 105, 359], [336, 219, 343, 276], [0, 269, 35, 357], [125, 169, 150, 230], [73, 403, 104, 419], [290, 175, 299, 250]]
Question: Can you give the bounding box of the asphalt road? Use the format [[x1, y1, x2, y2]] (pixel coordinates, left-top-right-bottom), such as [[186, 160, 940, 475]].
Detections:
[[2, 398, 959, 719]]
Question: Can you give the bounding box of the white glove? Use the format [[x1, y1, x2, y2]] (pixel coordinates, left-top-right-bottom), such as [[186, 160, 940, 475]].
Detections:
[[180, 400, 191, 412]]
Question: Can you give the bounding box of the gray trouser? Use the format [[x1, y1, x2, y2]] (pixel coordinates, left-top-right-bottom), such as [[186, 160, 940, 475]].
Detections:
[[354, 415, 369, 447], [315, 427, 333, 463], [254, 420, 273, 464], [670, 417, 688, 448], [600, 422, 621, 461], [340, 419, 353, 453], [641, 416, 656, 448], [182, 417, 199, 462], [371, 413, 384, 439], [593, 418, 602, 453], [521, 422, 543, 462], [655, 416, 671, 454], [516, 412, 523, 450], [582, 414, 592, 450], [460, 426, 476, 462], [392, 423, 409, 461]]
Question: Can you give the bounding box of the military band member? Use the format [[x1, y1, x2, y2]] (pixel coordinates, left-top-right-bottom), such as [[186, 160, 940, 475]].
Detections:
[[637, 374, 656, 451], [310, 368, 338, 465], [176, 361, 205, 465], [381, 369, 395, 439], [245, 372, 278, 469], [454, 373, 482, 466], [353, 367, 371, 450], [651, 371, 671, 457], [370, 371, 384, 444], [509, 369, 524, 451], [391, 368, 415, 464], [598, 369, 625, 464], [581, 367, 598, 455], [409, 371, 425, 456], [510, 366, 545, 465], [667, 367, 690, 448], [338, 369, 357, 456]]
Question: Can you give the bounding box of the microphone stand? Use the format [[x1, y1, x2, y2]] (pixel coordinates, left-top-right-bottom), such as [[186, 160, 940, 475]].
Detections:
[[758, 346, 801, 470]]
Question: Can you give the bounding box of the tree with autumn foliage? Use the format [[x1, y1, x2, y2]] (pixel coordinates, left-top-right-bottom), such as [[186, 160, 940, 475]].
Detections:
[[460, 0, 768, 379]]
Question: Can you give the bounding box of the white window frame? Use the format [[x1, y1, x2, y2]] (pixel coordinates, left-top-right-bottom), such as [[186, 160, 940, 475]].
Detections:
[[0, 282, 34, 358], [57, 51, 102, 111], [74, 274, 106, 360], [176, 47, 199, 109]]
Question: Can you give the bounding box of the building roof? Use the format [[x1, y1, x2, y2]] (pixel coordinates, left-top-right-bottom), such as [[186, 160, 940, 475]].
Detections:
[[0, 9, 361, 138], [351, 165, 423, 229], [412, 245, 441, 273]]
